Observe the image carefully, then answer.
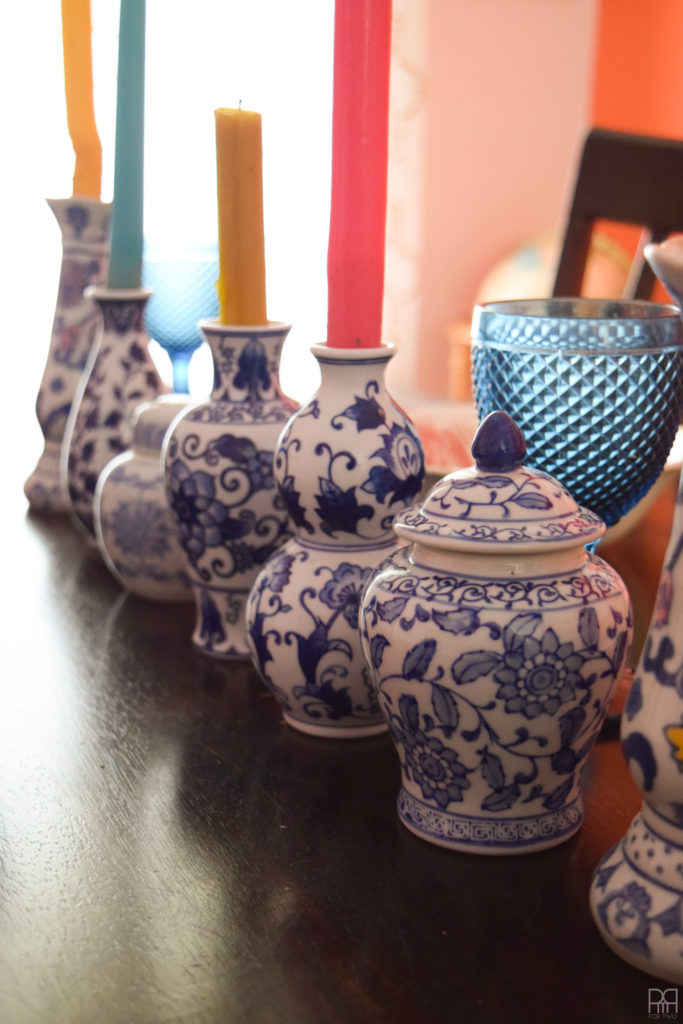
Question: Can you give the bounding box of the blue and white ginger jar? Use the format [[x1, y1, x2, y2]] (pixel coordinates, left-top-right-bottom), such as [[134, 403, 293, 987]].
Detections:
[[95, 395, 192, 602], [360, 410, 633, 853]]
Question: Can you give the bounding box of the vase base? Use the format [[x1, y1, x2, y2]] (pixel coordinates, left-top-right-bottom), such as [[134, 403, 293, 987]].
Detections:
[[192, 639, 251, 661], [282, 712, 388, 740], [24, 440, 68, 515], [590, 807, 683, 983], [397, 788, 583, 854]]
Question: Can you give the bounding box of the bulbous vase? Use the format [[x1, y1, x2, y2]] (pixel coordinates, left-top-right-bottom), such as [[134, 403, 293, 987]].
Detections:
[[246, 343, 426, 738], [164, 321, 295, 658]]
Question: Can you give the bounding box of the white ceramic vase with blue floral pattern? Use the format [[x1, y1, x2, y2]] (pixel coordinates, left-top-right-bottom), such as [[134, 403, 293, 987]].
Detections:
[[245, 343, 425, 738], [25, 198, 111, 513], [359, 411, 633, 852], [590, 457, 683, 983], [95, 395, 192, 601], [62, 287, 165, 540], [163, 321, 295, 658]]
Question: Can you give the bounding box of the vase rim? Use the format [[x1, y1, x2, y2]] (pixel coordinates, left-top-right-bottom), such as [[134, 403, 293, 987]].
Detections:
[[46, 196, 112, 209], [86, 286, 153, 302], [198, 319, 291, 334], [312, 342, 395, 362]]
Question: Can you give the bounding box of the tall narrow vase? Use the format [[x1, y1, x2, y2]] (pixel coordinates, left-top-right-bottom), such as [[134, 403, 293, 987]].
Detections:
[[163, 321, 295, 658], [245, 343, 425, 738], [590, 463, 683, 983], [24, 197, 111, 513], [62, 287, 165, 539]]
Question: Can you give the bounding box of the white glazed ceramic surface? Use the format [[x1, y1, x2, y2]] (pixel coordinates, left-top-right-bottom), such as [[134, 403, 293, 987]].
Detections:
[[360, 412, 633, 853], [24, 198, 111, 513], [246, 343, 426, 737], [164, 321, 295, 658], [645, 237, 683, 309], [95, 395, 192, 601], [62, 287, 165, 540], [590, 457, 683, 983]]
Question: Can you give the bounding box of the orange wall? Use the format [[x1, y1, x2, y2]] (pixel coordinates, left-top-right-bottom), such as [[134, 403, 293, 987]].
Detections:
[[589, 0, 683, 299], [591, 0, 683, 138]]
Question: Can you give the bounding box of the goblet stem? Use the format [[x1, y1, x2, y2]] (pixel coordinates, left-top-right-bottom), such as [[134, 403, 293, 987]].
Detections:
[[170, 350, 193, 394]]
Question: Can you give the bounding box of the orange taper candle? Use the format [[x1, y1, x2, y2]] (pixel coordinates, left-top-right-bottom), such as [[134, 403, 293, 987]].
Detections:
[[61, 0, 102, 198], [215, 107, 268, 325]]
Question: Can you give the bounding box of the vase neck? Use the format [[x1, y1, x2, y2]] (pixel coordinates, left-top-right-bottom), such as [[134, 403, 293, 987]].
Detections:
[[313, 344, 393, 392], [201, 323, 290, 405]]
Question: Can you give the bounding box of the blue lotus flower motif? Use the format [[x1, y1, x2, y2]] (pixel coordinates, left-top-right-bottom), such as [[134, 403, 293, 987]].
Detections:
[[112, 499, 170, 558], [362, 422, 424, 506], [493, 627, 584, 719], [167, 459, 248, 562], [319, 562, 373, 627]]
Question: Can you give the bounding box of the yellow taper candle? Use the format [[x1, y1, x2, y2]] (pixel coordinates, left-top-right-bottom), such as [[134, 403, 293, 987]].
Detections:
[[215, 107, 267, 325], [61, 0, 102, 198]]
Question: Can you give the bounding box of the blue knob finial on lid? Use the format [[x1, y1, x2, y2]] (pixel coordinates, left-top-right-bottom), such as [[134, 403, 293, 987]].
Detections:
[[472, 410, 526, 472]]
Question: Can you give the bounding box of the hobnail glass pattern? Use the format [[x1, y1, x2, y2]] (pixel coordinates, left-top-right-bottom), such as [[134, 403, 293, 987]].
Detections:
[[142, 241, 219, 392], [471, 299, 683, 528]]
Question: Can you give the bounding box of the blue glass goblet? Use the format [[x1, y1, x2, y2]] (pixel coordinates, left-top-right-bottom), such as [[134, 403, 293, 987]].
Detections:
[[471, 298, 683, 529], [142, 240, 220, 393]]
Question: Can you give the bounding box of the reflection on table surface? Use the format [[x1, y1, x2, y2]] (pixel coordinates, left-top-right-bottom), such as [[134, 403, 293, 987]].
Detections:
[[0, 481, 674, 1024]]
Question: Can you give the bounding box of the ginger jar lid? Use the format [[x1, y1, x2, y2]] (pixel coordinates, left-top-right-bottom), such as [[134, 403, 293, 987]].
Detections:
[[394, 410, 604, 553], [132, 395, 190, 454]]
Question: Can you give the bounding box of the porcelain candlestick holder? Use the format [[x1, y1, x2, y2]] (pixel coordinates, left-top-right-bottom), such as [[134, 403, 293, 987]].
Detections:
[[590, 458, 683, 983], [62, 287, 165, 540], [24, 197, 111, 513], [245, 342, 426, 738], [163, 321, 296, 658]]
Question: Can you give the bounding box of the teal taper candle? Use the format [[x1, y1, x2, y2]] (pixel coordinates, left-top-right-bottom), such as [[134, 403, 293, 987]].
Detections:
[[107, 0, 145, 289]]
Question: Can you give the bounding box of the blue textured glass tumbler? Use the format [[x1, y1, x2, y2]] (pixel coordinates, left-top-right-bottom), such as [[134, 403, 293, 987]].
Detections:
[[142, 241, 220, 393], [471, 298, 683, 528]]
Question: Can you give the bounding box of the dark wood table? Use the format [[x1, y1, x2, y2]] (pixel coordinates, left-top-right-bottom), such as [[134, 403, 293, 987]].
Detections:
[[0, 456, 674, 1024]]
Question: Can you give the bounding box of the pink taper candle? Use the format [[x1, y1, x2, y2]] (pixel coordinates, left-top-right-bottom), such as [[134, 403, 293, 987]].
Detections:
[[326, 0, 392, 348]]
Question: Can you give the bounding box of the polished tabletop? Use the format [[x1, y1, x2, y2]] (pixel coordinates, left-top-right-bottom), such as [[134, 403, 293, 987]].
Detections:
[[0, 423, 676, 1024]]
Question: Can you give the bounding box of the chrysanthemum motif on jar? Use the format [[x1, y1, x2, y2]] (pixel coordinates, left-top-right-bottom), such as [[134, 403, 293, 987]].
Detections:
[[359, 411, 633, 853], [164, 321, 295, 658], [246, 343, 425, 737]]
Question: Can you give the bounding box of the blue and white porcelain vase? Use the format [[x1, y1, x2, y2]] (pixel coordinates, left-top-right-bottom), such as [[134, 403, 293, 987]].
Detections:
[[245, 342, 425, 738], [62, 287, 165, 540], [590, 459, 683, 983], [359, 411, 633, 852], [163, 321, 295, 658], [24, 197, 111, 513], [95, 394, 192, 601]]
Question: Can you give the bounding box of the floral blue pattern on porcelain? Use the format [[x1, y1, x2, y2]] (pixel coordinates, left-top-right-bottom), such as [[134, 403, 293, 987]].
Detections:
[[95, 396, 191, 601], [590, 432, 683, 983], [360, 411, 632, 852], [25, 198, 111, 514], [164, 321, 296, 658], [62, 288, 164, 539], [246, 343, 426, 737]]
